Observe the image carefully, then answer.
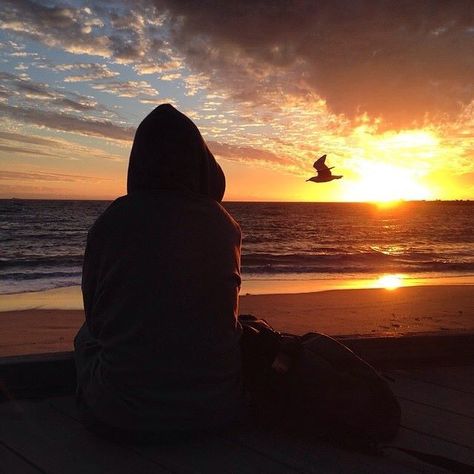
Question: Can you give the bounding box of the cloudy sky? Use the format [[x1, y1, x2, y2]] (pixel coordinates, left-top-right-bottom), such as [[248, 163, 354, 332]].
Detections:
[[0, 0, 473, 201]]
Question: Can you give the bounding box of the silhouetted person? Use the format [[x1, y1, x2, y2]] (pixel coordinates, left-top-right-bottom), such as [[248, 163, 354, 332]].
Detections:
[[74, 104, 243, 441]]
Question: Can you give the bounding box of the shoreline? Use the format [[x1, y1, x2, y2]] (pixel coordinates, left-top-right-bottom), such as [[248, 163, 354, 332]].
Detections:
[[2, 273, 474, 312], [0, 284, 473, 357]]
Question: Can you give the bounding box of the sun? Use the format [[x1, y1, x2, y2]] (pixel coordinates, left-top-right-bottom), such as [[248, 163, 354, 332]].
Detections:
[[342, 162, 433, 202], [340, 129, 437, 202]]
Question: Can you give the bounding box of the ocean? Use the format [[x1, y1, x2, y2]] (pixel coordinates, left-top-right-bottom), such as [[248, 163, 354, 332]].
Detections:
[[1, 199, 473, 295]]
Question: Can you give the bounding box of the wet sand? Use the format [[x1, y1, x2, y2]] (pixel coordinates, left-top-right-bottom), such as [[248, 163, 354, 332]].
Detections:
[[0, 285, 473, 357], [240, 285, 474, 336]]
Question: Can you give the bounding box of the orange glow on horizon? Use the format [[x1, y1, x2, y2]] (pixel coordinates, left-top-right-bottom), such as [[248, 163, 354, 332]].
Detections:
[[341, 162, 433, 203], [338, 129, 438, 203]]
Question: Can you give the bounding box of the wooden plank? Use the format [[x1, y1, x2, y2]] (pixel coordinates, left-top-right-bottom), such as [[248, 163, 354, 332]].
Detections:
[[49, 396, 468, 474], [23, 365, 474, 474], [48, 397, 297, 473], [396, 366, 474, 394], [2, 336, 473, 401], [387, 364, 474, 471], [388, 372, 474, 418], [46, 395, 85, 419], [36, 395, 474, 474], [399, 398, 474, 450], [224, 363, 474, 473], [135, 434, 298, 474], [0, 352, 75, 401], [391, 427, 474, 470], [0, 443, 43, 474], [0, 400, 169, 474], [225, 425, 423, 474], [343, 334, 474, 369], [50, 397, 421, 473]]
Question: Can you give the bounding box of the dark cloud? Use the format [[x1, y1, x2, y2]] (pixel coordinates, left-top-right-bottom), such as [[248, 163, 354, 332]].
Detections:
[[0, 131, 62, 147], [0, 144, 54, 157], [0, 170, 108, 183], [0, 103, 134, 141], [0, 130, 127, 163], [0, 72, 99, 111], [1, 0, 182, 75], [3, 1, 471, 126], [53, 97, 97, 111], [0, 71, 53, 99], [154, 0, 474, 126], [208, 140, 289, 165], [0, 105, 285, 166], [0, 0, 110, 56]]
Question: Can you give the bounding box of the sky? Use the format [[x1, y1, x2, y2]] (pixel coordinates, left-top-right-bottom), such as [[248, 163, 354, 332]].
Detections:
[[0, 0, 473, 202]]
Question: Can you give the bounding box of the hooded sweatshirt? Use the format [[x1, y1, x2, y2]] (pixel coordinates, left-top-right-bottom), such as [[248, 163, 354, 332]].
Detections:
[[75, 104, 243, 434]]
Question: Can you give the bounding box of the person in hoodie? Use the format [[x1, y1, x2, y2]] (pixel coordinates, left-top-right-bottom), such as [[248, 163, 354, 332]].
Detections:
[[74, 104, 243, 441]]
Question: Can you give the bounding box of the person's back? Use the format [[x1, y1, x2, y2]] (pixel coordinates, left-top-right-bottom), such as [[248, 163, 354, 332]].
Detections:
[[74, 104, 243, 437]]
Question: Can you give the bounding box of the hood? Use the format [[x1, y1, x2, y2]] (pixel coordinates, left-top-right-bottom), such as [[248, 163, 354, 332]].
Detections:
[[127, 104, 225, 202]]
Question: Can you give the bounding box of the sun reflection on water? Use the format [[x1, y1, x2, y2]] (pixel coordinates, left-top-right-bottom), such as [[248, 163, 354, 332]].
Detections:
[[374, 200, 402, 209], [375, 274, 404, 290]]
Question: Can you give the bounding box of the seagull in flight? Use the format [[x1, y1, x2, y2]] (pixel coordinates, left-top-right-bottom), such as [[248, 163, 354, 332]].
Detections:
[[306, 155, 343, 183]]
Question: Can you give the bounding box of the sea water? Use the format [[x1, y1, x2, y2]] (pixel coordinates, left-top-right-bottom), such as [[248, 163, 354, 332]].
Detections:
[[1, 199, 473, 295]]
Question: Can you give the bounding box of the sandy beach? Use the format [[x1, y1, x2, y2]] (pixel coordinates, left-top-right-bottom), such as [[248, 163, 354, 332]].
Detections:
[[0, 284, 473, 357]]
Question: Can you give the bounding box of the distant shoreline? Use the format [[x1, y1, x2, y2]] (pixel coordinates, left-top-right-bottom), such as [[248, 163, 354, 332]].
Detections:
[[1, 198, 473, 203]]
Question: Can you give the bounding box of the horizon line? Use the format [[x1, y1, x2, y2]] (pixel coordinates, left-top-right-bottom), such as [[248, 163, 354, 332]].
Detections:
[[1, 197, 473, 204]]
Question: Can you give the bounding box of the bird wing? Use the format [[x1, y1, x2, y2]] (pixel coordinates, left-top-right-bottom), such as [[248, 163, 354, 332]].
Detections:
[[313, 154, 333, 177], [313, 155, 327, 171]]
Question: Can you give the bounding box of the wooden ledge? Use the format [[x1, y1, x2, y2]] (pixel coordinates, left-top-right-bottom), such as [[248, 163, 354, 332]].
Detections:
[[342, 332, 474, 368], [0, 351, 75, 401], [1, 333, 474, 401]]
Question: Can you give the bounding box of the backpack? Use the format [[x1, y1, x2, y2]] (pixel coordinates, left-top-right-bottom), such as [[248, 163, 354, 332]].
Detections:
[[239, 315, 401, 445]]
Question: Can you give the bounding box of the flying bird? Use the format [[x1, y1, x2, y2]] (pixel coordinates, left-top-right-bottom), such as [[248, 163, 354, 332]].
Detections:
[[306, 155, 343, 183]]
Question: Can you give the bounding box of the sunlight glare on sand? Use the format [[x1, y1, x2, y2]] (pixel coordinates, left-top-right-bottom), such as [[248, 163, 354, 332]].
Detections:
[[375, 274, 404, 290]]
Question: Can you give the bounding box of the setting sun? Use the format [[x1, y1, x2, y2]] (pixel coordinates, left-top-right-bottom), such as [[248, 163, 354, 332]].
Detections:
[[338, 129, 439, 203], [342, 162, 433, 202]]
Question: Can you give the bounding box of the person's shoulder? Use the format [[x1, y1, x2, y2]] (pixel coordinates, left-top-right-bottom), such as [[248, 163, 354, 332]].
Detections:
[[207, 200, 241, 235], [215, 201, 240, 226], [87, 195, 129, 238]]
